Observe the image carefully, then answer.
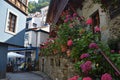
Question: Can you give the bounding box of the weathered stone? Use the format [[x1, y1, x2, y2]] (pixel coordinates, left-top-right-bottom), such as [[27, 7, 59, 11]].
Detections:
[[39, 55, 77, 80]]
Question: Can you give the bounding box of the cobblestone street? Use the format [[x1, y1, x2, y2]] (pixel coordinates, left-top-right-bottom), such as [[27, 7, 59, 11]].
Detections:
[[7, 72, 44, 80]]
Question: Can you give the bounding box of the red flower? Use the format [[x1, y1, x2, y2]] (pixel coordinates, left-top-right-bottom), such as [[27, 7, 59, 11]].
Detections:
[[89, 42, 98, 49], [101, 73, 112, 80], [86, 18, 92, 25], [73, 13, 77, 17], [67, 39, 73, 46], [68, 75, 79, 80], [80, 61, 92, 74], [94, 26, 100, 32], [80, 53, 90, 59]]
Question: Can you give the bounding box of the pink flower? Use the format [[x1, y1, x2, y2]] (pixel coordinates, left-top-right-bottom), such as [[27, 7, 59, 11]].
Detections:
[[118, 50, 120, 54], [67, 39, 73, 46], [83, 77, 92, 80], [70, 17, 73, 21], [66, 15, 70, 18], [78, 17, 81, 20], [80, 53, 90, 59], [80, 61, 92, 74], [86, 18, 93, 25], [94, 26, 100, 32], [101, 73, 112, 80], [69, 24, 73, 28], [64, 19, 68, 23], [68, 75, 79, 80], [111, 50, 115, 53], [89, 42, 98, 49], [73, 13, 77, 17]]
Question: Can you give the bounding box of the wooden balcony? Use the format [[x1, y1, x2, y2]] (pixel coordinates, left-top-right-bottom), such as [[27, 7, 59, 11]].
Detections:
[[5, 0, 28, 15]]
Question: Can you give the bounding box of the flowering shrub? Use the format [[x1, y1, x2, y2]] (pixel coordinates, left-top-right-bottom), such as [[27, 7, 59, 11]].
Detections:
[[40, 12, 120, 79]]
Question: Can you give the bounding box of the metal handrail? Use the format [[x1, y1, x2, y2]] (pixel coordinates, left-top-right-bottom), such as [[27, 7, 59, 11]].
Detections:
[[99, 50, 120, 76]]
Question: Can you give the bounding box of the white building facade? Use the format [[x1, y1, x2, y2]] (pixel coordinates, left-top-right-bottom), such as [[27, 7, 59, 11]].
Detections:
[[24, 6, 50, 61]]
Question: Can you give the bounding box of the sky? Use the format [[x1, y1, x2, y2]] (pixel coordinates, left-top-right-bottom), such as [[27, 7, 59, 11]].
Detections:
[[29, 0, 38, 2]]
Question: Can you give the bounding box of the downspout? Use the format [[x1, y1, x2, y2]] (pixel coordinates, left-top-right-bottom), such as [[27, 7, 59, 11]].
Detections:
[[35, 31, 39, 61]]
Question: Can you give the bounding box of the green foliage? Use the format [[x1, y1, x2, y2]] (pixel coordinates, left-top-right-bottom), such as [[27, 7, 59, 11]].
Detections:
[[28, 0, 50, 13]]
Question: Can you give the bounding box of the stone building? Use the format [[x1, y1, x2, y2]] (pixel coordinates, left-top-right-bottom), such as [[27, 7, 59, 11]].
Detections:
[[39, 0, 120, 80]]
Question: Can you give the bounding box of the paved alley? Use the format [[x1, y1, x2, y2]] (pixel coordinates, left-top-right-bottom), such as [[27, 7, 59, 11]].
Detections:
[[7, 72, 44, 80]]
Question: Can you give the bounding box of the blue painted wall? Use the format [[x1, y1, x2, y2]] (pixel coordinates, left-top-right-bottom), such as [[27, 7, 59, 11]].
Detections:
[[0, 44, 8, 79], [0, 0, 26, 47]]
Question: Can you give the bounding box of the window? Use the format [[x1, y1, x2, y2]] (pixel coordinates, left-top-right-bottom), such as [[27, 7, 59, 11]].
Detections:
[[91, 11, 100, 33], [91, 10, 101, 40], [33, 23, 37, 28], [50, 58, 54, 67], [7, 12, 17, 33], [6, 9, 18, 34], [24, 34, 29, 41], [26, 22, 29, 29]]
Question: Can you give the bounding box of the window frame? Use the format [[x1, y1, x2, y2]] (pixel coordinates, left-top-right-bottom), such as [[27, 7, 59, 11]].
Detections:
[[33, 23, 37, 28], [91, 10, 101, 40], [91, 10, 100, 33], [5, 9, 18, 35]]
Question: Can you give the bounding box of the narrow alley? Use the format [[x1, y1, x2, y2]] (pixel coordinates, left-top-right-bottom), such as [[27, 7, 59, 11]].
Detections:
[[7, 72, 43, 80]]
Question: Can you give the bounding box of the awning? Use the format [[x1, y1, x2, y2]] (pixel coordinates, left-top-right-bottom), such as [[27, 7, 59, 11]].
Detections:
[[8, 52, 25, 58]]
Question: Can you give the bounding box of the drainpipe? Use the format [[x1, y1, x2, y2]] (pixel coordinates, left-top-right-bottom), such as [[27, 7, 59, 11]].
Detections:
[[35, 31, 39, 61]]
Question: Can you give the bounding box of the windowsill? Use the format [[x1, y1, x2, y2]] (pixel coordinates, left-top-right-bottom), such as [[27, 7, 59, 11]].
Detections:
[[5, 30, 16, 35]]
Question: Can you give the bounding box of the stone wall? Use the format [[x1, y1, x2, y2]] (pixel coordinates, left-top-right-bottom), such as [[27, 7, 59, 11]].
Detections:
[[39, 55, 77, 80], [109, 15, 120, 39], [81, 0, 120, 42]]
